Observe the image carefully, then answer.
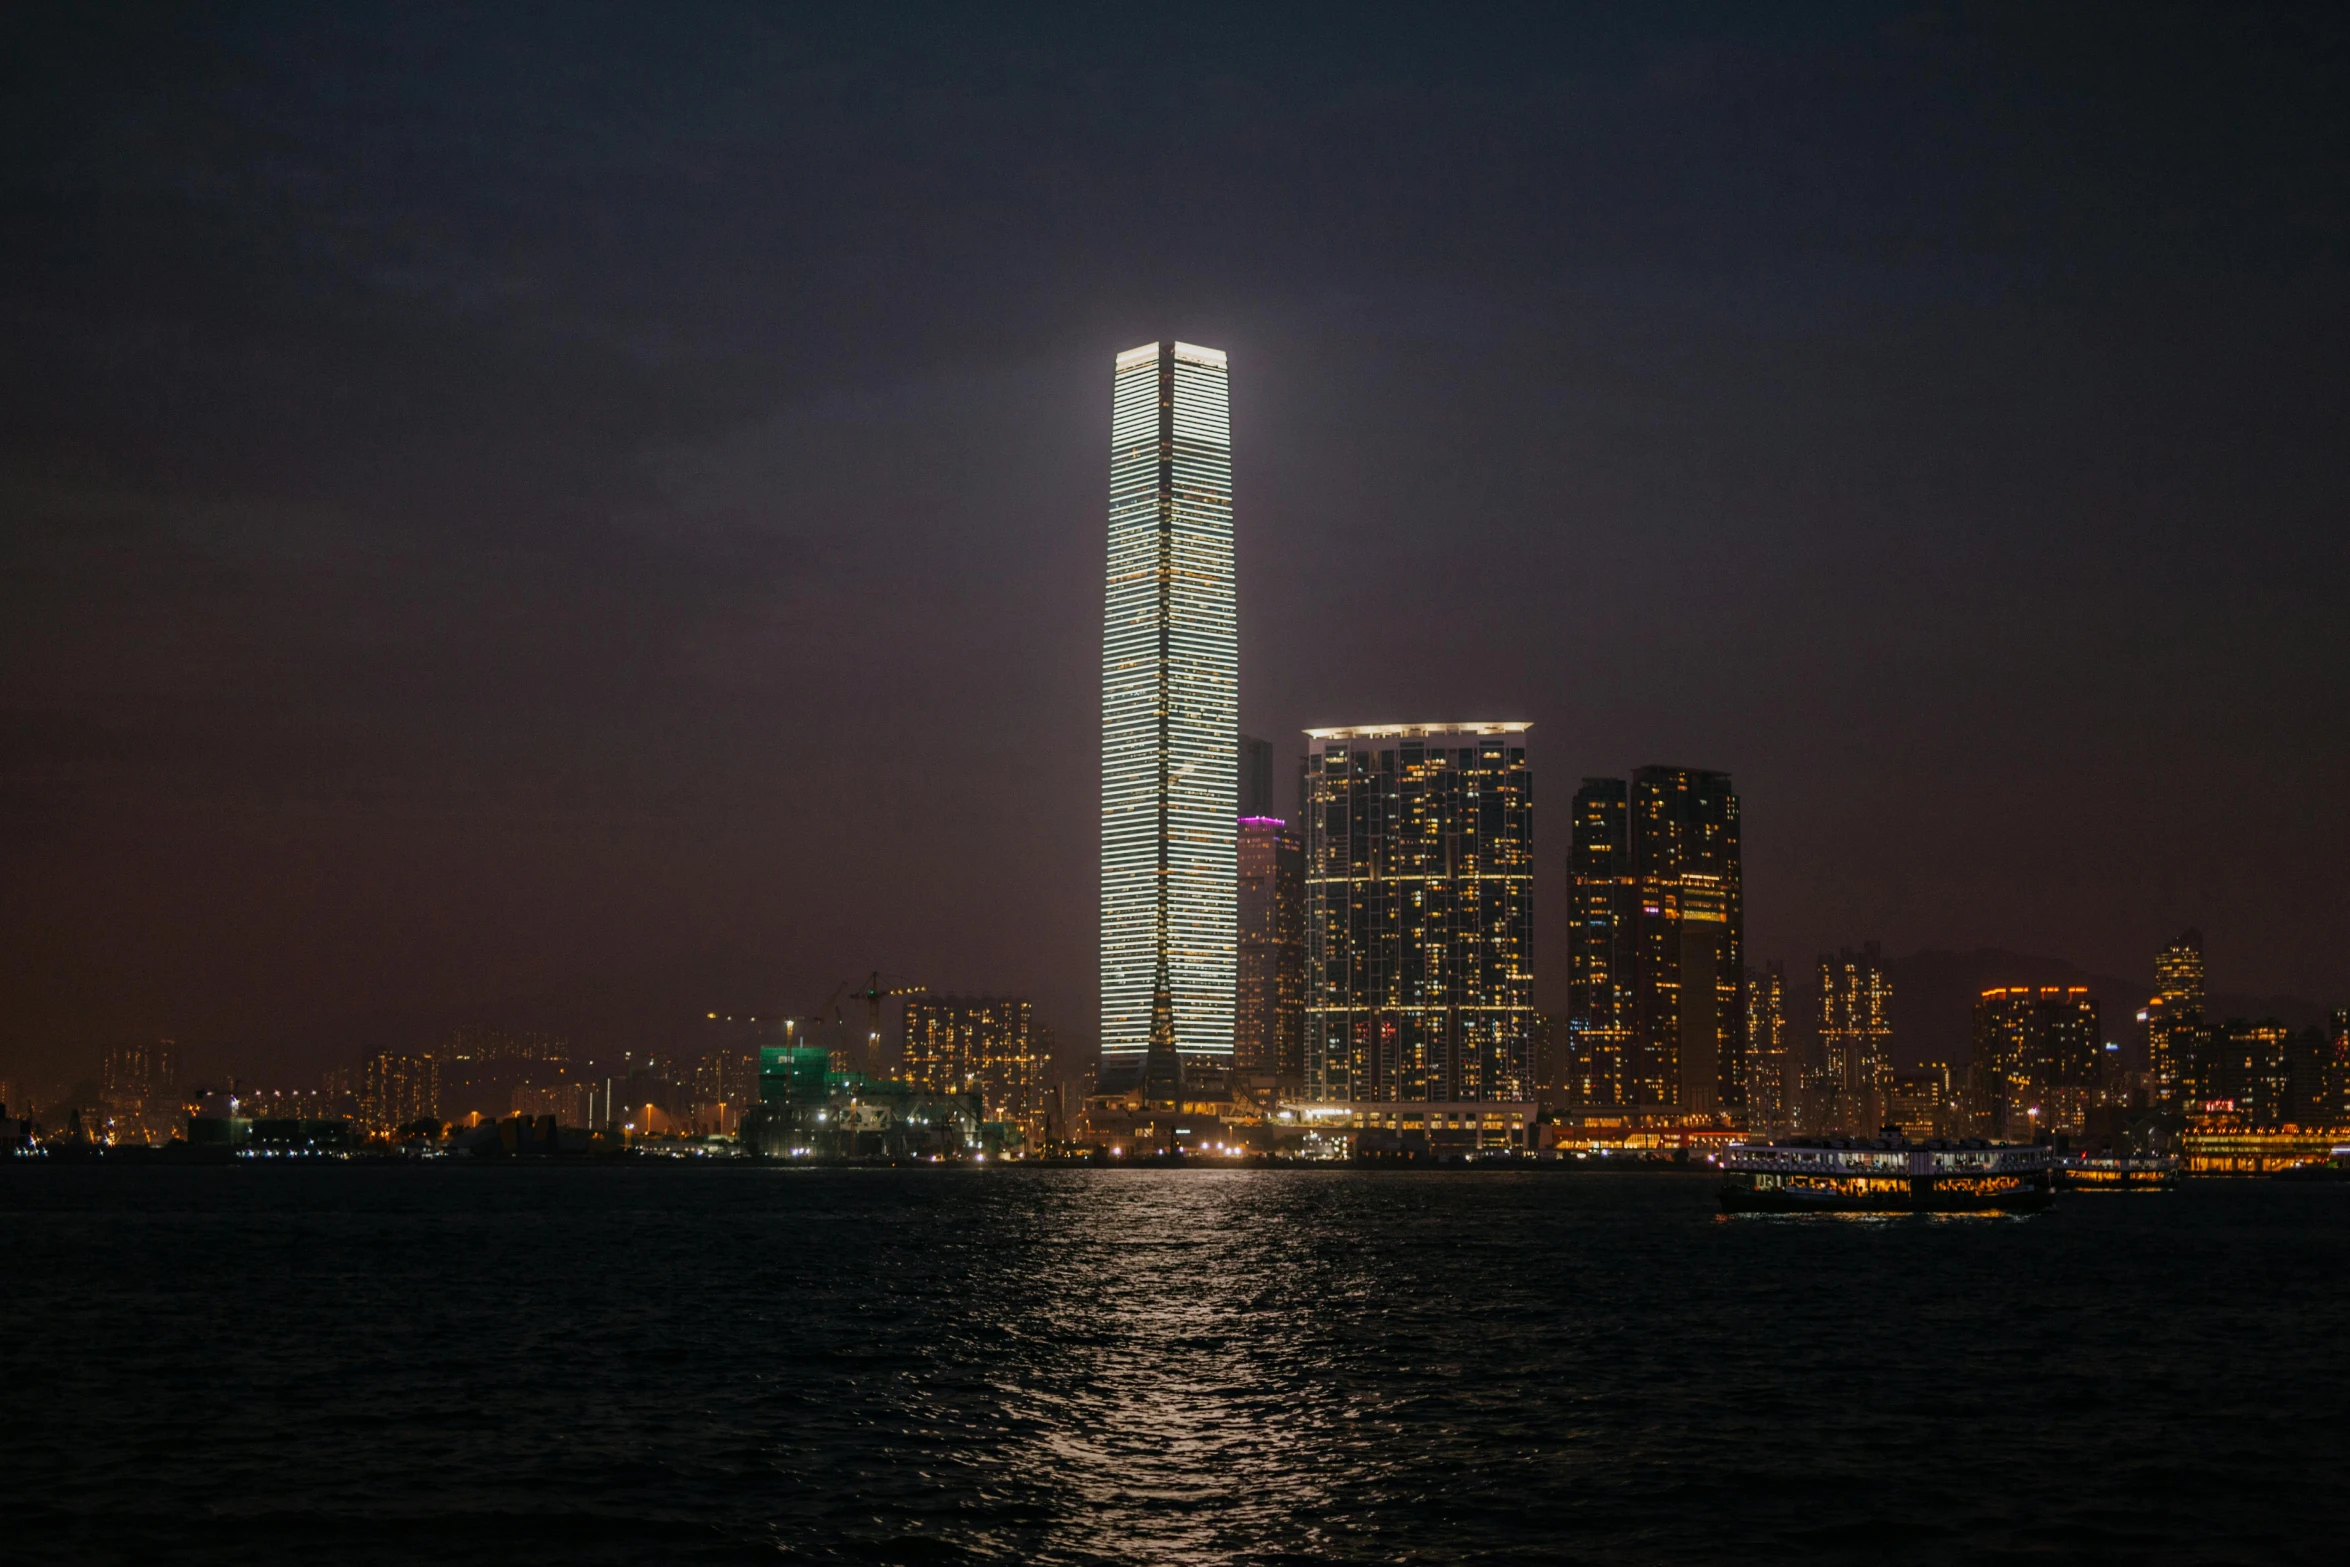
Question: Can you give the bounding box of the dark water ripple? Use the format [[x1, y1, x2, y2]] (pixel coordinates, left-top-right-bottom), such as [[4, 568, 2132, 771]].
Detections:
[[3, 1167, 2346, 1564]]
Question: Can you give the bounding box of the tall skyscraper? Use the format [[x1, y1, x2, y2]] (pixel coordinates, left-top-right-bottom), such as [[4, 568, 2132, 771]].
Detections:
[[1100, 341, 1237, 1092], [2144, 928, 2205, 1106], [1971, 986, 2099, 1139], [903, 996, 1043, 1135], [1236, 814, 1305, 1085], [1303, 723, 1534, 1103], [1566, 767, 1744, 1114]]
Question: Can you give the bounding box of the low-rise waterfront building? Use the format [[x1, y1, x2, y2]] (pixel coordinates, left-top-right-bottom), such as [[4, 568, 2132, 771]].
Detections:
[[1270, 1100, 1538, 1158]]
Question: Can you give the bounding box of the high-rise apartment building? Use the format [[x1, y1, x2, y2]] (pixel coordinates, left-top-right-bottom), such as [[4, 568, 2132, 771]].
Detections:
[[1566, 767, 1744, 1114], [1565, 779, 1633, 1107], [100, 1039, 179, 1102], [1889, 1063, 1952, 1138], [1100, 341, 1237, 1092], [2330, 1009, 2350, 1125], [1744, 961, 1790, 1132], [903, 996, 1043, 1135], [2144, 928, 2205, 1106], [1236, 815, 1305, 1085], [359, 1050, 440, 1135], [101, 1038, 183, 1144], [1820, 943, 1894, 1134], [2282, 1025, 2334, 1128], [1303, 723, 1534, 1103], [1971, 986, 2099, 1139], [2185, 1018, 2291, 1125]]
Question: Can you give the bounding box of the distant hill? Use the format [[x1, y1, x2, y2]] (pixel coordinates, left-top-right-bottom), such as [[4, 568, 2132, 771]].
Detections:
[[223, 944, 846, 1086], [1786, 947, 2331, 1071]]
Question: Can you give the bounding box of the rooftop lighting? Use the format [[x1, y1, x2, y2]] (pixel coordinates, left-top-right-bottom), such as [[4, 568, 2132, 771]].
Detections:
[[1304, 721, 1531, 740]]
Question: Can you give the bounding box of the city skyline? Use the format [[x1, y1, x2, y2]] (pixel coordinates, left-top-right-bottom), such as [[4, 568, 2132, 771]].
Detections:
[[3, 8, 2345, 1097], [8, 14, 2348, 1562]]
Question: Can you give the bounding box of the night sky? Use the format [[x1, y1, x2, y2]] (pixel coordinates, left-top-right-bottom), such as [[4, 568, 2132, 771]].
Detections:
[[5, 4, 2345, 1086]]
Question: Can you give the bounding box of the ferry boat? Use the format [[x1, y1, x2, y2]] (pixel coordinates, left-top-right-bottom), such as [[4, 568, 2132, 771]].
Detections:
[[1720, 1135, 2054, 1214], [2056, 1153, 2182, 1191]]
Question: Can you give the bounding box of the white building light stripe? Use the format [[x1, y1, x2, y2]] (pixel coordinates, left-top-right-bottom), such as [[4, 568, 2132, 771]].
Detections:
[[1101, 341, 1237, 1073]]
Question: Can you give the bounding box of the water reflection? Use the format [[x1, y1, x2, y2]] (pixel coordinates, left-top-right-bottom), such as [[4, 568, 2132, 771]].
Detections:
[[1004, 1172, 1359, 1560]]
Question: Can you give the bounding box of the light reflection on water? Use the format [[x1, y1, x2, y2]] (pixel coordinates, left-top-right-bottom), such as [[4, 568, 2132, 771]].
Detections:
[[1000, 1173, 1354, 1559], [3, 1166, 2347, 1565]]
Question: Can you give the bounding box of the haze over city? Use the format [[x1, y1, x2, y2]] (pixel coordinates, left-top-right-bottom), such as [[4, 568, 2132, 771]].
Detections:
[[5, 6, 2344, 1089]]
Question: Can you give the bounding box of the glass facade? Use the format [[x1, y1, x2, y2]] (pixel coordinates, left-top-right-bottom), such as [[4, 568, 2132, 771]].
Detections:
[[1100, 341, 1237, 1084], [1303, 724, 1535, 1103]]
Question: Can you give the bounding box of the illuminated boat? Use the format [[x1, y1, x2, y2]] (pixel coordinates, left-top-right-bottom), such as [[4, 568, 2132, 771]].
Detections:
[[1720, 1136, 2054, 1214], [2056, 1153, 2182, 1191]]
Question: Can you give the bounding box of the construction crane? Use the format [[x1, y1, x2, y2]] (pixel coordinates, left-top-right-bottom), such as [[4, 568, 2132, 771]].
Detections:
[[850, 971, 926, 1079]]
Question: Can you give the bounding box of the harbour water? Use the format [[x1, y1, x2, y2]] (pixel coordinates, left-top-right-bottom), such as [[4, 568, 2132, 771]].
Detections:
[[4, 1166, 2345, 1564]]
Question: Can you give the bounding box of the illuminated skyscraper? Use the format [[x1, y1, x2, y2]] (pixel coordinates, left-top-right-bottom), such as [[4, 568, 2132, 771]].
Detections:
[[1303, 723, 1535, 1103], [1100, 341, 1237, 1091], [1567, 766, 1744, 1113], [1820, 944, 1894, 1134], [2144, 928, 2205, 1105], [1236, 815, 1305, 1085]]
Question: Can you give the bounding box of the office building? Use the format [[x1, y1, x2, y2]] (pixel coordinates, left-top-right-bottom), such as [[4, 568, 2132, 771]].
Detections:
[[1820, 943, 1894, 1134], [1236, 814, 1305, 1086], [903, 996, 1043, 1135], [1303, 723, 1535, 1103], [1566, 767, 1744, 1115], [1100, 340, 1237, 1092], [1971, 987, 2099, 1139], [2144, 929, 2205, 1106]]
